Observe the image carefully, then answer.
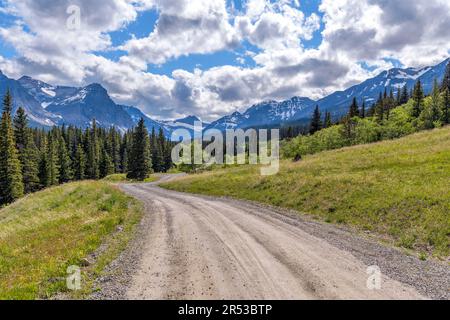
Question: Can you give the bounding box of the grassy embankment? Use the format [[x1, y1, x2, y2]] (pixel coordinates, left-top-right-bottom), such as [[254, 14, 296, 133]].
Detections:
[[102, 173, 159, 183], [0, 181, 143, 299], [162, 127, 450, 258]]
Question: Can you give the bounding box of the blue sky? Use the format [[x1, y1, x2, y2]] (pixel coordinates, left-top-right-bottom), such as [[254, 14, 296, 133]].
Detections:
[[0, 0, 449, 120], [0, 9, 17, 58], [118, 0, 323, 75], [92, 0, 324, 76]]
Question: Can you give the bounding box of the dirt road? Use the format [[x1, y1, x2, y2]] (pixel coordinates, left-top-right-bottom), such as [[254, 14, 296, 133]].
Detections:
[[95, 182, 449, 300]]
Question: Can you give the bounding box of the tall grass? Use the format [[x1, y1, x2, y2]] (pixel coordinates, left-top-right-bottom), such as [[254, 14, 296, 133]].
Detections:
[[0, 181, 143, 299]]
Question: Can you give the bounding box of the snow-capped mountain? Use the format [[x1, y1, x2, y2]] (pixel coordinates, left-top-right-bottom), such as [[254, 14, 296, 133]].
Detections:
[[205, 97, 316, 131], [14, 76, 159, 132], [0, 71, 60, 127], [205, 111, 247, 132], [1, 57, 448, 134], [45, 83, 135, 130], [312, 58, 450, 118], [18, 76, 59, 109], [244, 97, 315, 126]]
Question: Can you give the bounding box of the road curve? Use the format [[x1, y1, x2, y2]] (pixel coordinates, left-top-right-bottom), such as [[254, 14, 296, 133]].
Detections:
[[104, 182, 438, 300]]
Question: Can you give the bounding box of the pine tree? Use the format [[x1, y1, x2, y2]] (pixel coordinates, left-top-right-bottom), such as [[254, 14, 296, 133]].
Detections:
[[412, 80, 424, 118], [109, 127, 121, 173], [13, 107, 28, 154], [67, 126, 78, 161], [13, 108, 39, 193], [441, 60, 450, 92], [22, 132, 40, 193], [323, 111, 332, 128], [163, 140, 173, 172], [348, 98, 360, 118], [99, 146, 114, 178], [73, 144, 86, 180], [157, 128, 172, 172], [85, 120, 100, 179], [385, 89, 395, 120], [400, 85, 409, 105], [127, 118, 151, 181], [38, 136, 50, 188], [2, 89, 12, 114], [120, 132, 130, 173], [431, 79, 442, 122], [57, 135, 72, 183], [155, 128, 167, 172], [442, 88, 450, 125], [309, 105, 322, 135], [0, 91, 24, 205], [375, 92, 384, 122], [46, 134, 60, 186], [150, 127, 163, 172]]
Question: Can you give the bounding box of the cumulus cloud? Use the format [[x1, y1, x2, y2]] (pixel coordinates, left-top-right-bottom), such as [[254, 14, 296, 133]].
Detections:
[[238, 0, 320, 49], [319, 0, 450, 66], [0, 0, 152, 82], [121, 0, 321, 65], [121, 0, 239, 66]]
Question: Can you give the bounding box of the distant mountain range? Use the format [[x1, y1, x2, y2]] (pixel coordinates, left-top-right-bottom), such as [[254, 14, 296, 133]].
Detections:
[[205, 97, 315, 132], [0, 58, 448, 137]]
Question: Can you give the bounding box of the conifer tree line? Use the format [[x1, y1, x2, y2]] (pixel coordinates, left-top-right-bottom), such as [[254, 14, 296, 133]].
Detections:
[[0, 91, 174, 206]]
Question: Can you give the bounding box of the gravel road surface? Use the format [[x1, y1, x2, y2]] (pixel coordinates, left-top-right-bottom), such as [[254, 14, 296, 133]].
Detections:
[[92, 180, 449, 300]]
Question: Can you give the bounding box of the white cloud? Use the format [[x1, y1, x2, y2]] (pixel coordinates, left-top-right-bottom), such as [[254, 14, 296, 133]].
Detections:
[[122, 0, 321, 65], [319, 0, 450, 67], [0, 55, 19, 75], [121, 0, 239, 66], [236, 0, 320, 51], [0, 0, 152, 83]]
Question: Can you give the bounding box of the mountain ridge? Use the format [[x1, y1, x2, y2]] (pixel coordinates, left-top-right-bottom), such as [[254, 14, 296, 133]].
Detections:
[[1, 57, 448, 135]]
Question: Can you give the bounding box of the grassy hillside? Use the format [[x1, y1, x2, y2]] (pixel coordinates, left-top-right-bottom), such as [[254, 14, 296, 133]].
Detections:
[[162, 127, 450, 258], [0, 181, 143, 299], [103, 173, 159, 183]]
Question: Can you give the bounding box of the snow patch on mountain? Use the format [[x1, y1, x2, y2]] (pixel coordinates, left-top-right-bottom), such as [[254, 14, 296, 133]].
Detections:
[[56, 88, 88, 105]]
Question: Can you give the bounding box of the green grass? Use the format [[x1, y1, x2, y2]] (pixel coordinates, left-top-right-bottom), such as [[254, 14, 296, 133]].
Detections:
[[162, 126, 450, 258], [0, 181, 143, 300], [103, 173, 159, 183]]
